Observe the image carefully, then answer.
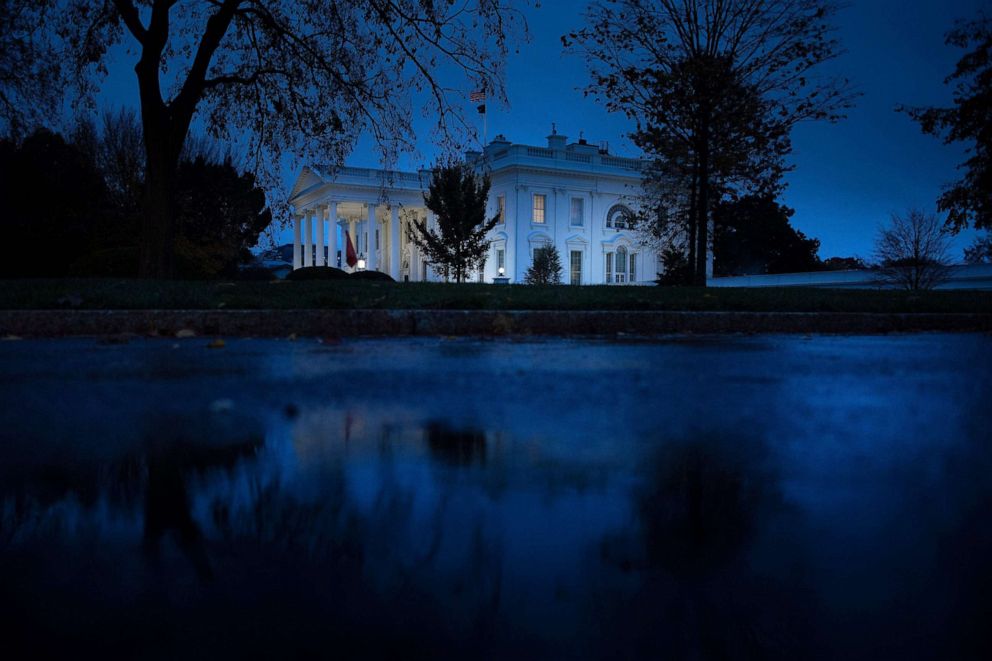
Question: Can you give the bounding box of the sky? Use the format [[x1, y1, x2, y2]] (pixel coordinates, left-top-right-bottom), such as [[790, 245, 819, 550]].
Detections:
[[95, 0, 987, 260]]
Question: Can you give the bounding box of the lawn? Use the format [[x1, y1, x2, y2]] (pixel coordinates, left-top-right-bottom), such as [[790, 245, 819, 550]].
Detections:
[[0, 278, 989, 313]]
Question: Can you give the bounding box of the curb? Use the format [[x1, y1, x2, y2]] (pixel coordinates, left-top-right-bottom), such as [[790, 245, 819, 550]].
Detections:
[[1, 309, 991, 337]]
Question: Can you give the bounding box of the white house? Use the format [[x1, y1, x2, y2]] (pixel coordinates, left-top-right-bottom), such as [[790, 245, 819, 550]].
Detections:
[[287, 129, 657, 284]]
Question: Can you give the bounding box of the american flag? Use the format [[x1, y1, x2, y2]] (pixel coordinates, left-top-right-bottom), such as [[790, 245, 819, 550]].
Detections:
[[469, 89, 486, 102]]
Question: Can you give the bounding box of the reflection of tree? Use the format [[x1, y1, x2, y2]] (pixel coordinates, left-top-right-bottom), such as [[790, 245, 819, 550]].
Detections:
[[425, 422, 487, 468], [142, 437, 261, 581], [596, 435, 814, 660], [638, 438, 765, 576]]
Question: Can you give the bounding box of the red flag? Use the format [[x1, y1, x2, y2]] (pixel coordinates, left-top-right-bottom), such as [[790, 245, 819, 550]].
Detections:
[[345, 232, 357, 267]]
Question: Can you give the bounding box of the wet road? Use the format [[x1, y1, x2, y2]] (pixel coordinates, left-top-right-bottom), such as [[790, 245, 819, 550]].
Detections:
[[1, 334, 990, 659]]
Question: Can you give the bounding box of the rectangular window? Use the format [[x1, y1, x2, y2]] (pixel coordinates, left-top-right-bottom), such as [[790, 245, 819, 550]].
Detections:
[[605, 252, 613, 284], [570, 198, 584, 226], [533, 194, 546, 223], [478, 262, 485, 283], [375, 228, 379, 250], [630, 253, 637, 283], [496, 248, 505, 271], [570, 250, 582, 285], [497, 194, 505, 223]]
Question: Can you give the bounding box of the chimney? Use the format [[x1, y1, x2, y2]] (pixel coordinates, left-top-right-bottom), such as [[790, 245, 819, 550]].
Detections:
[[547, 122, 567, 150]]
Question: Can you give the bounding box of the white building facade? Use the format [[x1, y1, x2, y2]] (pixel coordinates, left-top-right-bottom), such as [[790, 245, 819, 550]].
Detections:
[[288, 131, 657, 285]]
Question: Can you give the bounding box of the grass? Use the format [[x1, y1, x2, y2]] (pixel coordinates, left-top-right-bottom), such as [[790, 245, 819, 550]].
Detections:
[[0, 278, 989, 314]]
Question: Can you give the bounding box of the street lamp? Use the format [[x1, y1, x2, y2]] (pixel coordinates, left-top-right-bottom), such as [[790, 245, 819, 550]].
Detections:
[[357, 254, 366, 271], [498, 266, 505, 276]]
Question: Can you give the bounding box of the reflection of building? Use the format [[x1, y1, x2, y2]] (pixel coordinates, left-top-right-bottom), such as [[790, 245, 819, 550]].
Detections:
[[288, 130, 658, 284]]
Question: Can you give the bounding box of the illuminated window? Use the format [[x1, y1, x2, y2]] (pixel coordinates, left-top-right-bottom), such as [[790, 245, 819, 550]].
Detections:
[[533, 194, 546, 223]]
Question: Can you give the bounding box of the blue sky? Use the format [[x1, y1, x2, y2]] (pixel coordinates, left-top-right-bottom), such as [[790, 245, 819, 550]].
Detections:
[[96, 0, 987, 260]]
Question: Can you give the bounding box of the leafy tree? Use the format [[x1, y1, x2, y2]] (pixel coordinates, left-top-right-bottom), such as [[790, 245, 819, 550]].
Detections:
[[873, 209, 953, 290], [10, 1, 522, 277], [656, 246, 693, 286], [822, 256, 867, 271], [712, 195, 821, 276], [567, 0, 855, 285], [408, 162, 500, 283], [0, 1, 61, 139], [964, 233, 992, 264], [524, 245, 563, 285], [173, 157, 272, 277], [899, 15, 991, 232], [0, 122, 271, 278], [0, 130, 112, 277]]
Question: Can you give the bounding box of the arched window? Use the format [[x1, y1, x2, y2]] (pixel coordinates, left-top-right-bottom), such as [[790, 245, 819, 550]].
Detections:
[[606, 204, 634, 230]]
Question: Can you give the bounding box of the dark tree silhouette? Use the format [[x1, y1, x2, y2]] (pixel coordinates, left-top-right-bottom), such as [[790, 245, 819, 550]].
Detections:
[[16, 1, 523, 277], [873, 209, 952, 291], [822, 256, 867, 271], [408, 162, 500, 283], [899, 15, 991, 232], [0, 1, 61, 139], [0, 130, 112, 277], [524, 244, 563, 285], [964, 234, 992, 264], [567, 0, 855, 286], [712, 195, 821, 276], [174, 157, 272, 277], [0, 124, 271, 278]]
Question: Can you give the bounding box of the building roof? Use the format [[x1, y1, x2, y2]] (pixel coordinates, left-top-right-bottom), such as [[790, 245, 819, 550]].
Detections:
[[290, 132, 643, 205]]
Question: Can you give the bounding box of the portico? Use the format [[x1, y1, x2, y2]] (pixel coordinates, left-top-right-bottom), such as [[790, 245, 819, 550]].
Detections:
[[288, 167, 434, 281]]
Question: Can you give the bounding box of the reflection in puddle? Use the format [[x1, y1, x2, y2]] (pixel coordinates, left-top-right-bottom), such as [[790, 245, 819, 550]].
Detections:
[[1, 336, 991, 658]]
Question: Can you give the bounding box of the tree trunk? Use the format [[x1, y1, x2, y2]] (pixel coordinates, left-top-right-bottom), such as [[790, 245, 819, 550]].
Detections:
[[694, 144, 710, 287], [687, 165, 698, 284], [140, 143, 177, 278]]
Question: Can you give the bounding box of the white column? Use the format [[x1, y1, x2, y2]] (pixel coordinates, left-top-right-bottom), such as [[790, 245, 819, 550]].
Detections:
[[304, 209, 314, 267], [348, 220, 356, 272], [426, 210, 437, 281], [316, 206, 326, 267], [293, 214, 302, 269], [327, 202, 338, 270], [366, 204, 378, 271], [390, 206, 401, 281]]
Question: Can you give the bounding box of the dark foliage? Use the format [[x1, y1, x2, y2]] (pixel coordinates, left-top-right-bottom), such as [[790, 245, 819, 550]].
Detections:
[[0, 126, 270, 278], [288, 266, 349, 281], [656, 247, 693, 286], [712, 195, 822, 276], [822, 256, 868, 271], [0, 1, 60, 139], [408, 162, 500, 283], [349, 270, 396, 282], [900, 15, 991, 232], [173, 157, 272, 278], [0, 130, 113, 277], [524, 245, 563, 285], [964, 233, 992, 264]]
